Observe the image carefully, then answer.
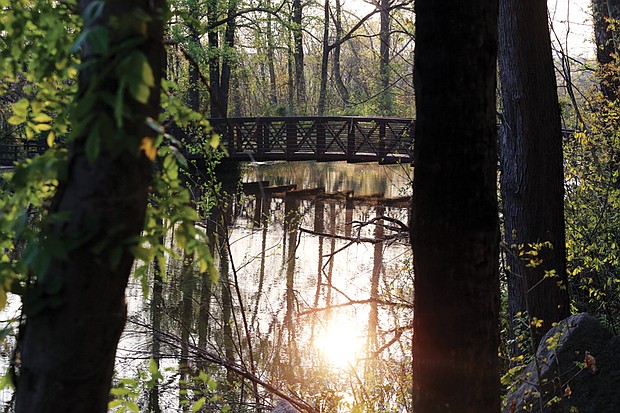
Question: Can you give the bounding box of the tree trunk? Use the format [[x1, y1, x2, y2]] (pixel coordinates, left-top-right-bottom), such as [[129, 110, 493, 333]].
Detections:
[[317, 0, 330, 116], [332, 0, 349, 108], [218, 0, 238, 118], [179, 254, 194, 411], [608, 0, 620, 50], [378, 0, 392, 114], [266, 8, 278, 107], [188, 26, 201, 112], [207, 0, 221, 118], [14, 0, 164, 411], [593, 0, 619, 100], [412, 0, 500, 411], [498, 0, 570, 348], [292, 0, 306, 113]]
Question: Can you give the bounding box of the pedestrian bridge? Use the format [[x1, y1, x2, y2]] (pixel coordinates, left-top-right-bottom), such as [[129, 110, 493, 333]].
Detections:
[[0, 116, 415, 166], [207, 116, 415, 164]]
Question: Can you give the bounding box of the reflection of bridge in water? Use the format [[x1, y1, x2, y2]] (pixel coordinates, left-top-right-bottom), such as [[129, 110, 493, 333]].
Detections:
[[241, 181, 410, 244]]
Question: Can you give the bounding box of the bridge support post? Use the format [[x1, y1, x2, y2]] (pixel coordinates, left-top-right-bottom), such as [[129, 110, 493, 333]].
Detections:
[[256, 120, 266, 156], [316, 118, 326, 155], [286, 120, 296, 158], [378, 120, 387, 162], [347, 119, 356, 161]]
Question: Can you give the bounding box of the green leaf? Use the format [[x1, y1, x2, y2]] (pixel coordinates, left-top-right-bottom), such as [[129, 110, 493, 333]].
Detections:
[[130, 82, 150, 104], [110, 387, 131, 396], [149, 357, 159, 376], [127, 402, 139, 412], [131, 245, 152, 262], [191, 397, 206, 412], [141, 59, 155, 87], [13, 98, 30, 118]]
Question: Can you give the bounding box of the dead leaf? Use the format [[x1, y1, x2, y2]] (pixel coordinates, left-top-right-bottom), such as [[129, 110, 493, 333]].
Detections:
[[509, 399, 517, 413], [584, 351, 597, 374]]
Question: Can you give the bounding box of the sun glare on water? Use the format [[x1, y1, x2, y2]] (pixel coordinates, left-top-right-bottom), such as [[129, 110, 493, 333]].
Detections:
[[313, 318, 366, 368]]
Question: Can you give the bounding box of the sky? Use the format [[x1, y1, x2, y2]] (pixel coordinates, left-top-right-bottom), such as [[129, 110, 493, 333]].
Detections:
[[344, 0, 596, 58], [549, 0, 594, 58]]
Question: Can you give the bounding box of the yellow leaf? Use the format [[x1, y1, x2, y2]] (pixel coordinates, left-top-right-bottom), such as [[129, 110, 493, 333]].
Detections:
[[141, 59, 154, 87], [209, 133, 220, 149], [140, 137, 157, 160], [47, 131, 55, 147], [35, 123, 52, 131], [32, 114, 53, 123], [7, 116, 24, 125], [0, 289, 6, 311]]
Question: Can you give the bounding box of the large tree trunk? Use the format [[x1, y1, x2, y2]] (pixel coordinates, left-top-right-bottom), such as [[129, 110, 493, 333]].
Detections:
[[498, 0, 570, 348], [14, 0, 164, 411], [412, 0, 500, 411]]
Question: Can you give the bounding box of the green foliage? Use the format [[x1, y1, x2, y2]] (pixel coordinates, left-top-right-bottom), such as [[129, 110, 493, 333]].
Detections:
[[564, 96, 620, 330]]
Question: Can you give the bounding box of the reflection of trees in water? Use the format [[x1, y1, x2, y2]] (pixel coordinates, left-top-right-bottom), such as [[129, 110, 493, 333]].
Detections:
[[123, 179, 413, 412]]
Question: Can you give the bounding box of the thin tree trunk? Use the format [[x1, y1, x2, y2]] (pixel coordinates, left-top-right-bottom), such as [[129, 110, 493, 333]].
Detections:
[[292, 0, 306, 113], [412, 0, 500, 411], [608, 0, 620, 50], [332, 0, 349, 108], [266, 8, 278, 107], [317, 0, 330, 116], [498, 0, 570, 348], [14, 0, 164, 411], [179, 254, 194, 411], [149, 233, 164, 413], [379, 0, 392, 114], [207, 0, 221, 118]]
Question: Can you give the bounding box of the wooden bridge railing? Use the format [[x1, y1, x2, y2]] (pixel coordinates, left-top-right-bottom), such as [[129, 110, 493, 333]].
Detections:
[[208, 116, 415, 164], [0, 140, 48, 167]]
